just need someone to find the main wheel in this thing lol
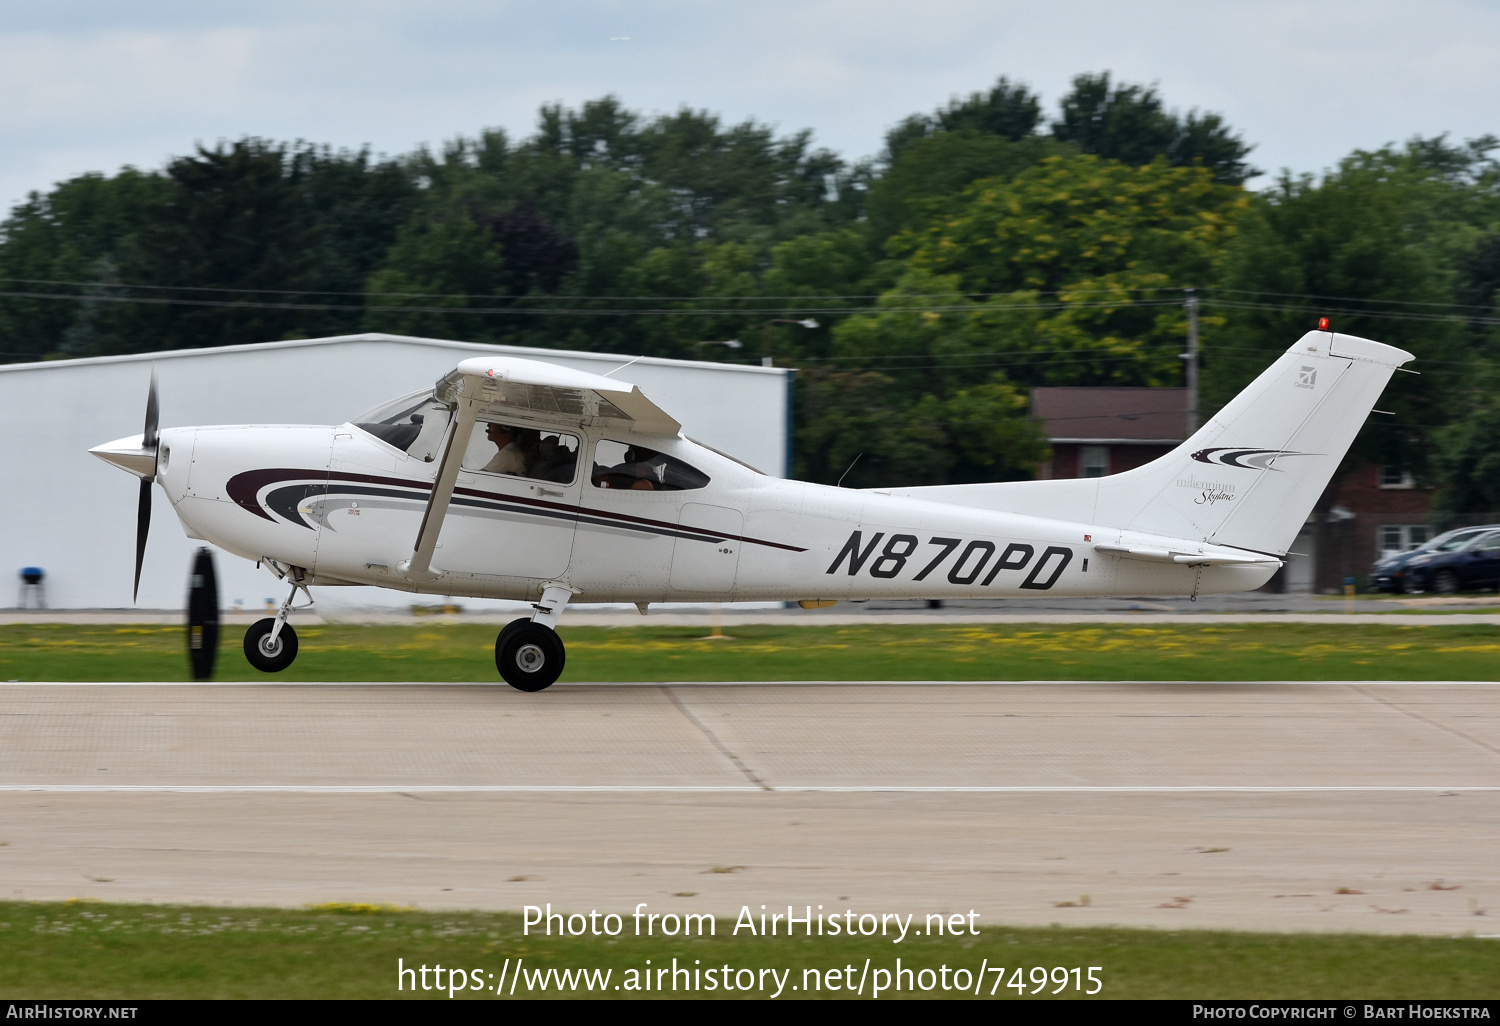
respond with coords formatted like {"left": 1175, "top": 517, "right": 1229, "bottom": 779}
{"left": 496, "top": 621, "right": 565, "bottom": 692}
{"left": 244, "top": 618, "right": 298, "bottom": 672}
{"left": 1433, "top": 569, "right": 1461, "bottom": 595}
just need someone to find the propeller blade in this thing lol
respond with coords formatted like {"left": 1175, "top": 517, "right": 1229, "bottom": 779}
{"left": 142, "top": 368, "right": 159, "bottom": 454}
{"left": 134, "top": 476, "right": 152, "bottom": 603}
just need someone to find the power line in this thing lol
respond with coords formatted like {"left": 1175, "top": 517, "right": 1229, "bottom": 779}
{"left": 2, "top": 276, "right": 1494, "bottom": 312}
{"left": 0, "top": 276, "right": 1195, "bottom": 302}
{"left": 1209, "top": 286, "right": 1498, "bottom": 312}
{"left": 0, "top": 288, "right": 1187, "bottom": 317}
{"left": 1203, "top": 298, "right": 1500, "bottom": 326}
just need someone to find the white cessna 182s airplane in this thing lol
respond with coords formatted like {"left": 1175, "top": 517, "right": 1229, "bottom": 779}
{"left": 90, "top": 323, "right": 1411, "bottom": 691}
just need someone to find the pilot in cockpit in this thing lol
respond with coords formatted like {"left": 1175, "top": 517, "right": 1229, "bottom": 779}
{"left": 482, "top": 423, "right": 528, "bottom": 475}
{"left": 622, "top": 446, "right": 666, "bottom": 489}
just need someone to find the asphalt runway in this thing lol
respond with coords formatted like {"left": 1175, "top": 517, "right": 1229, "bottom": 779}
{"left": 2, "top": 680, "right": 1498, "bottom": 935}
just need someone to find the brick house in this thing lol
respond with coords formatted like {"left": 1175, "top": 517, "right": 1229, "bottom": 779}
{"left": 1031, "top": 387, "right": 1188, "bottom": 480}
{"left": 1303, "top": 466, "right": 1436, "bottom": 593}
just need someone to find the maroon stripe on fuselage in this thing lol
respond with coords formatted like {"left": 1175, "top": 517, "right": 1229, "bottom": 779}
{"left": 223, "top": 468, "right": 807, "bottom": 552}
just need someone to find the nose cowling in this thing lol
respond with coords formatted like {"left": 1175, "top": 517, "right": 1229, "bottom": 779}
{"left": 90, "top": 433, "right": 158, "bottom": 479}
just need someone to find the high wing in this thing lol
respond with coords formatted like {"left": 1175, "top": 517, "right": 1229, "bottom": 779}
{"left": 403, "top": 356, "right": 681, "bottom": 577}
{"left": 434, "top": 356, "right": 681, "bottom": 436}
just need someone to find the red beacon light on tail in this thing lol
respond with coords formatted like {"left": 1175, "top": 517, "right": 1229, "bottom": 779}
{"left": 1318, "top": 316, "right": 1330, "bottom": 331}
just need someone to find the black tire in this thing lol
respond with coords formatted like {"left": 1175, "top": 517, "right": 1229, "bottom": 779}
{"left": 496, "top": 617, "right": 532, "bottom": 651}
{"left": 496, "top": 621, "right": 565, "bottom": 692}
{"left": 1433, "top": 570, "right": 1461, "bottom": 595}
{"left": 244, "top": 618, "right": 298, "bottom": 673}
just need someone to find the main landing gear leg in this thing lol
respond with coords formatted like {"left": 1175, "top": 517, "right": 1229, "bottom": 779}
{"left": 244, "top": 577, "right": 309, "bottom": 673}
{"left": 495, "top": 584, "right": 574, "bottom": 692}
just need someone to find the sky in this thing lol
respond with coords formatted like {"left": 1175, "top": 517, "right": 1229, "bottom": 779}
{"left": 4, "top": 0, "right": 1500, "bottom": 212}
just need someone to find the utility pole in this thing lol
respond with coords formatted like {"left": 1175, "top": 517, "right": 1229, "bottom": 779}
{"left": 1183, "top": 289, "right": 1200, "bottom": 436}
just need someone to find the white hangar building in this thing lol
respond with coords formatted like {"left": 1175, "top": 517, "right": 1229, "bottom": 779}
{"left": 1, "top": 333, "right": 792, "bottom": 611}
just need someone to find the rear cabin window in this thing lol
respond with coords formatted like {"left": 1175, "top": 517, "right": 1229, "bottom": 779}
{"left": 592, "top": 440, "right": 709, "bottom": 491}
{"left": 462, "top": 421, "right": 580, "bottom": 484}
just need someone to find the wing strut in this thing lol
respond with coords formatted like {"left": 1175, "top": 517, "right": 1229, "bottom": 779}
{"left": 403, "top": 395, "right": 481, "bottom": 579}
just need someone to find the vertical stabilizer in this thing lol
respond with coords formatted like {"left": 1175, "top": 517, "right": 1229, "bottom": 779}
{"left": 889, "top": 329, "right": 1413, "bottom": 556}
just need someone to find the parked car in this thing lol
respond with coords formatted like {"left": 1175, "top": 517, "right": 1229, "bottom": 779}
{"left": 1402, "top": 529, "right": 1500, "bottom": 594}
{"left": 1369, "top": 526, "right": 1500, "bottom": 593}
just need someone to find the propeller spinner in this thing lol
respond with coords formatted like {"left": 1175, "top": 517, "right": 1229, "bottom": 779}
{"left": 88, "top": 370, "right": 160, "bottom": 601}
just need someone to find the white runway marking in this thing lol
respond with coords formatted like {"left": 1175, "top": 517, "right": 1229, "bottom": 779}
{"left": 2, "top": 792, "right": 1500, "bottom": 798}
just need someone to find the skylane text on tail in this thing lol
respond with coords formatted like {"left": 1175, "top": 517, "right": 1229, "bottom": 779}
{"left": 89, "top": 325, "right": 1412, "bottom": 690}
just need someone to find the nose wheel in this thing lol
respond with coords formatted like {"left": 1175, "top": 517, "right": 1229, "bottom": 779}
{"left": 244, "top": 618, "right": 299, "bottom": 672}
{"left": 495, "top": 618, "right": 565, "bottom": 691}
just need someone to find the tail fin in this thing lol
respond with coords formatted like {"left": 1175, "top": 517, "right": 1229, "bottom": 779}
{"left": 892, "top": 329, "right": 1413, "bottom": 555}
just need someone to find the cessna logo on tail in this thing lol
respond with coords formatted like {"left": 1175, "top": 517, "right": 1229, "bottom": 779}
{"left": 1190, "top": 448, "right": 1314, "bottom": 471}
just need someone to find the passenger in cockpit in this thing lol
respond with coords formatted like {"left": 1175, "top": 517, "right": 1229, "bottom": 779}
{"left": 530, "top": 435, "right": 578, "bottom": 483}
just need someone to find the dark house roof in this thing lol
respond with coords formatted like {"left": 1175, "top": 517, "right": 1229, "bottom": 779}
{"left": 1031, "top": 387, "right": 1188, "bottom": 444}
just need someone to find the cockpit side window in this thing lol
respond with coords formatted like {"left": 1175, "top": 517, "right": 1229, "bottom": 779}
{"left": 592, "top": 440, "right": 709, "bottom": 491}
{"left": 352, "top": 391, "right": 452, "bottom": 462}
{"left": 461, "top": 421, "right": 581, "bottom": 484}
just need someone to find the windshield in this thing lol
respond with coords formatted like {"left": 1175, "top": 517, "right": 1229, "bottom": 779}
{"left": 352, "top": 390, "right": 453, "bottom": 462}
{"left": 1459, "top": 531, "right": 1500, "bottom": 552}
{"left": 1434, "top": 529, "right": 1493, "bottom": 553}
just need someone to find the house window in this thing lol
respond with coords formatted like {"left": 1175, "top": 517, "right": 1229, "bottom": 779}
{"left": 1378, "top": 466, "right": 1414, "bottom": 489}
{"left": 1378, "top": 524, "right": 1431, "bottom": 556}
{"left": 1078, "top": 445, "right": 1109, "bottom": 478}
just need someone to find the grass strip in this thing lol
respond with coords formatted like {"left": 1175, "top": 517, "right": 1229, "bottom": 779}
{"left": 2, "top": 621, "right": 1500, "bottom": 683}
{"left": 1, "top": 901, "right": 1496, "bottom": 1000}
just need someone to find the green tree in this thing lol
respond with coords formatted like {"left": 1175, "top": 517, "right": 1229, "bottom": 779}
{"left": 844, "top": 153, "right": 1246, "bottom": 393}
{"left": 863, "top": 132, "right": 1068, "bottom": 246}
{"left": 373, "top": 97, "right": 857, "bottom": 358}
{"left": 0, "top": 169, "right": 170, "bottom": 359}
{"left": 1207, "top": 139, "right": 1490, "bottom": 479}
{"left": 1052, "top": 72, "right": 1257, "bottom": 185}
{"left": 362, "top": 211, "right": 507, "bottom": 341}
{"left": 884, "top": 76, "right": 1044, "bottom": 160}
{"left": 1433, "top": 404, "right": 1500, "bottom": 514}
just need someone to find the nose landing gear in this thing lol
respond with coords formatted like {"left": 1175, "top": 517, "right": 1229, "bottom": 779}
{"left": 244, "top": 574, "right": 310, "bottom": 673}
{"left": 495, "top": 584, "right": 574, "bottom": 691}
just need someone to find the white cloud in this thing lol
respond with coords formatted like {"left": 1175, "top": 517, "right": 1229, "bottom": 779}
{"left": 3, "top": 0, "right": 1500, "bottom": 210}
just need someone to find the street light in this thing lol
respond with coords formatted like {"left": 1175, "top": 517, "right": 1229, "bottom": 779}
{"left": 696, "top": 318, "right": 819, "bottom": 366}
{"left": 759, "top": 317, "right": 819, "bottom": 366}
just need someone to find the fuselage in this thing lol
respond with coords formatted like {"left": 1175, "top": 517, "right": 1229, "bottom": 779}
{"left": 149, "top": 419, "right": 1275, "bottom": 605}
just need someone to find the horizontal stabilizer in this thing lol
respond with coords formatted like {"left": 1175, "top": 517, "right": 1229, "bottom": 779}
{"left": 1092, "top": 544, "right": 1282, "bottom": 567}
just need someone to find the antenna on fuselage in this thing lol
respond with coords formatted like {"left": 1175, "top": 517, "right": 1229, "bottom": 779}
{"left": 836, "top": 452, "right": 863, "bottom": 488}
{"left": 600, "top": 355, "right": 646, "bottom": 378}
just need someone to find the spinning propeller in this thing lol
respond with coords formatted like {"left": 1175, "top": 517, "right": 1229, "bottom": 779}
{"left": 135, "top": 371, "right": 159, "bottom": 601}
{"left": 88, "top": 370, "right": 161, "bottom": 602}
